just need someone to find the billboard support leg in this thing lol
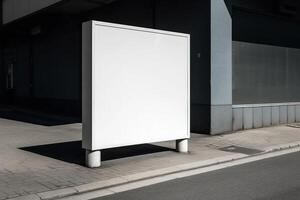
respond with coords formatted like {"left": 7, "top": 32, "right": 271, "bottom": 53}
{"left": 86, "top": 149, "right": 101, "bottom": 168}
{"left": 176, "top": 139, "right": 188, "bottom": 153}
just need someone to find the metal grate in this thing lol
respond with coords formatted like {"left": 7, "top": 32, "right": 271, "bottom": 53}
{"left": 219, "top": 145, "right": 263, "bottom": 155}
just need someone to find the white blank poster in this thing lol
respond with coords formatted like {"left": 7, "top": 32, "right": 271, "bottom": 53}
{"left": 82, "top": 21, "right": 190, "bottom": 151}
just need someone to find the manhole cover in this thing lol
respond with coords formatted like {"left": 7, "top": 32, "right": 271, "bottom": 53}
{"left": 219, "top": 145, "right": 263, "bottom": 155}
{"left": 287, "top": 123, "right": 300, "bottom": 128}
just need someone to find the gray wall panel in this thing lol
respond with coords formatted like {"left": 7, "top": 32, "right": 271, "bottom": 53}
{"left": 233, "top": 103, "right": 300, "bottom": 131}
{"left": 243, "top": 108, "right": 253, "bottom": 129}
{"left": 262, "top": 107, "right": 272, "bottom": 127}
{"left": 233, "top": 41, "right": 300, "bottom": 104}
{"left": 211, "top": 105, "right": 232, "bottom": 134}
{"left": 233, "top": 108, "right": 243, "bottom": 131}
{"left": 271, "top": 106, "right": 280, "bottom": 125}
{"left": 253, "top": 107, "right": 263, "bottom": 128}
{"left": 210, "top": 0, "right": 232, "bottom": 134}
{"left": 14, "top": 37, "right": 31, "bottom": 98}
{"left": 279, "top": 106, "right": 288, "bottom": 124}
{"left": 233, "top": 9, "right": 300, "bottom": 50}
{"left": 211, "top": 0, "right": 232, "bottom": 105}
{"left": 288, "top": 105, "right": 296, "bottom": 123}
{"left": 296, "top": 105, "right": 300, "bottom": 122}
{"left": 190, "top": 104, "right": 210, "bottom": 133}
{"left": 33, "top": 21, "right": 81, "bottom": 100}
{"left": 287, "top": 49, "right": 300, "bottom": 102}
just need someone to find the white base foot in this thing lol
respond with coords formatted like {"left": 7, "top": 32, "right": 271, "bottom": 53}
{"left": 176, "top": 139, "right": 188, "bottom": 153}
{"left": 85, "top": 150, "right": 101, "bottom": 168}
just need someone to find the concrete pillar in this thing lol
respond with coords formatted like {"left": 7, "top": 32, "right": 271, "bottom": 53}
{"left": 176, "top": 139, "right": 188, "bottom": 153}
{"left": 85, "top": 150, "right": 101, "bottom": 168}
{"left": 210, "top": 0, "right": 232, "bottom": 134}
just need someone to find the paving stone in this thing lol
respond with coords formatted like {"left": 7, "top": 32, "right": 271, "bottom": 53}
{"left": 0, "top": 119, "right": 300, "bottom": 200}
{"left": 37, "top": 188, "right": 77, "bottom": 200}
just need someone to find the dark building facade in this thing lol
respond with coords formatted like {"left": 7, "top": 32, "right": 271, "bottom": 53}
{"left": 0, "top": 0, "right": 300, "bottom": 134}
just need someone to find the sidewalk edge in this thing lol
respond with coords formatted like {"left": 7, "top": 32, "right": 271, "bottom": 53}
{"left": 7, "top": 142, "right": 300, "bottom": 200}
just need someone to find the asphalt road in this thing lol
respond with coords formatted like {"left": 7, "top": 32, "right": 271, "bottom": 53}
{"left": 93, "top": 151, "right": 300, "bottom": 200}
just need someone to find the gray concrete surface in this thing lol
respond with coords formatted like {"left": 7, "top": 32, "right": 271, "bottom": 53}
{"left": 243, "top": 107, "right": 253, "bottom": 129}
{"left": 288, "top": 105, "right": 296, "bottom": 123}
{"left": 1, "top": 118, "right": 300, "bottom": 200}
{"left": 262, "top": 106, "right": 272, "bottom": 126}
{"left": 272, "top": 106, "right": 280, "bottom": 125}
{"left": 233, "top": 108, "right": 243, "bottom": 131}
{"left": 233, "top": 41, "right": 300, "bottom": 104}
{"left": 233, "top": 103, "right": 300, "bottom": 131}
{"left": 210, "top": 0, "right": 232, "bottom": 134}
{"left": 211, "top": 105, "right": 233, "bottom": 134}
{"left": 280, "top": 106, "right": 288, "bottom": 124}
{"left": 253, "top": 107, "right": 263, "bottom": 128}
{"left": 93, "top": 151, "right": 300, "bottom": 200}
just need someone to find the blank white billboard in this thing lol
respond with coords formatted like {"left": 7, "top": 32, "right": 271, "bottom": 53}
{"left": 82, "top": 21, "right": 190, "bottom": 151}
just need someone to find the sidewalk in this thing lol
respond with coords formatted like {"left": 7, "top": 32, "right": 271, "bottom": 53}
{"left": 0, "top": 118, "right": 300, "bottom": 200}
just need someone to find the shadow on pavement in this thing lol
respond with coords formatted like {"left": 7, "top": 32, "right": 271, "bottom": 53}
{"left": 20, "top": 141, "right": 174, "bottom": 166}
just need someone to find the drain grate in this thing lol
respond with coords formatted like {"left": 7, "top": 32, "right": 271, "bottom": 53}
{"left": 218, "top": 145, "right": 263, "bottom": 155}
{"left": 287, "top": 123, "right": 300, "bottom": 128}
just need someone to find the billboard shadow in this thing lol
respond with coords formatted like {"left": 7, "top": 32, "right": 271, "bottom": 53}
{"left": 20, "top": 141, "right": 174, "bottom": 166}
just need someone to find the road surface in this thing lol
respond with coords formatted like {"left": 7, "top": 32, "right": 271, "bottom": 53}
{"left": 93, "top": 151, "right": 300, "bottom": 200}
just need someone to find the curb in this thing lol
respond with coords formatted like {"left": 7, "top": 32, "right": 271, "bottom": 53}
{"left": 263, "top": 142, "right": 300, "bottom": 152}
{"left": 7, "top": 142, "right": 300, "bottom": 200}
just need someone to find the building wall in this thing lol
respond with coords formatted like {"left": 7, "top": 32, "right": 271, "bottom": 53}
{"left": 233, "top": 41, "right": 300, "bottom": 104}
{"left": 1, "top": 17, "right": 82, "bottom": 116}
{"left": 14, "top": 37, "right": 31, "bottom": 99}
{"left": 232, "top": 103, "right": 300, "bottom": 131}
{"left": 1, "top": 0, "right": 213, "bottom": 124}
{"left": 8, "top": 0, "right": 300, "bottom": 133}
{"left": 31, "top": 19, "right": 81, "bottom": 115}
{"left": 32, "top": 21, "right": 81, "bottom": 101}
{"left": 2, "top": 0, "right": 62, "bottom": 24}
{"left": 233, "top": 9, "right": 300, "bottom": 49}
{"left": 88, "top": 0, "right": 212, "bottom": 133}
{"left": 210, "top": 0, "right": 232, "bottom": 134}
{"left": 155, "top": 0, "right": 211, "bottom": 133}
{"left": 232, "top": 42, "right": 300, "bottom": 131}
{"left": 231, "top": 7, "right": 300, "bottom": 131}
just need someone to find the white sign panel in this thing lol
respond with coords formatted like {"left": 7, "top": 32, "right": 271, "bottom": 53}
{"left": 82, "top": 21, "right": 190, "bottom": 151}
